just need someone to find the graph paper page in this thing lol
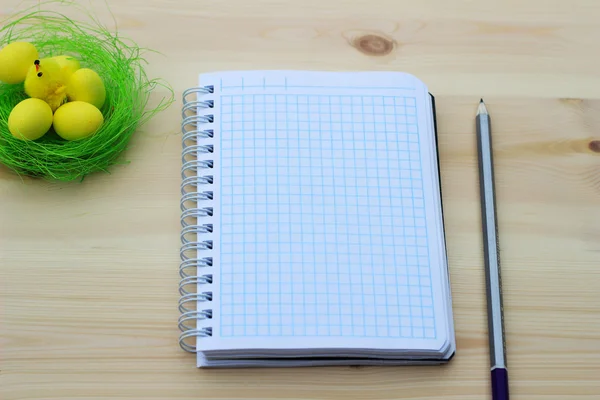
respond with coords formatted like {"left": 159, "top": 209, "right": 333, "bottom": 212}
{"left": 199, "top": 71, "right": 450, "bottom": 353}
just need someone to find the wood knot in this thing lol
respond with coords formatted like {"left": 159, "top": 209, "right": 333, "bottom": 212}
{"left": 352, "top": 34, "right": 394, "bottom": 56}
{"left": 589, "top": 140, "right": 600, "bottom": 153}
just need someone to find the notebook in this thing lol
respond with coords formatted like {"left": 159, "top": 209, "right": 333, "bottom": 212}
{"left": 178, "top": 70, "right": 455, "bottom": 368}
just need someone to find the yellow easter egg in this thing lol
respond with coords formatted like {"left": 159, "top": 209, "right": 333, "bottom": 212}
{"left": 0, "top": 42, "right": 39, "bottom": 84}
{"left": 8, "top": 98, "right": 53, "bottom": 140}
{"left": 53, "top": 101, "right": 104, "bottom": 141}
{"left": 44, "top": 55, "right": 80, "bottom": 79}
{"left": 67, "top": 68, "right": 106, "bottom": 109}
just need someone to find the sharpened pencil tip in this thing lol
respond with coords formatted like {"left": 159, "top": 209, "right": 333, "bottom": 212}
{"left": 480, "top": 98, "right": 484, "bottom": 103}
{"left": 477, "top": 100, "right": 488, "bottom": 116}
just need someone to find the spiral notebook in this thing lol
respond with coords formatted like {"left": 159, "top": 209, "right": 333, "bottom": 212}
{"left": 178, "top": 70, "right": 455, "bottom": 368}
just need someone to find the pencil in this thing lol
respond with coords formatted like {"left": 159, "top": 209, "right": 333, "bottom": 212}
{"left": 476, "top": 99, "right": 509, "bottom": 400}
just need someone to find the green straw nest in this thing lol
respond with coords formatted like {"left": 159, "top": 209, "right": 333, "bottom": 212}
{"left": 0, "top": 4, "right": 173, "bottom": 181}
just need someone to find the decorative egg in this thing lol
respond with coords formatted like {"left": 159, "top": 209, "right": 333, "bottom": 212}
{"left": 53, "top": 101, "right": 104, "bottom": 141}
{"left": 8, "top": 98, "right": 53, "bottom": 141}
{"left": 66, "top": 68, "right": 106, "bottom": 109}
{"left": 0, "top": 42, "right": 39, "bottom": 84}
{"left": 44, "top": 55, "right": 80, "bottom": 80}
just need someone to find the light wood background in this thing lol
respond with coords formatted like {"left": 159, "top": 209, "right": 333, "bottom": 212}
{"left": 1, "top": 1, "right": 599, "bottom": 399}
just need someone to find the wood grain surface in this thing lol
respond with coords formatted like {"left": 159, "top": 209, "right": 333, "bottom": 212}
{"left": 1, "top": 1, "right": 599, "bottom": 399}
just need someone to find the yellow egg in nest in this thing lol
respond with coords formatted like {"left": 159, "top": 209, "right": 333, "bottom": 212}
{"left": 53, "top": 101, "right": 104, "bottom": 141}
{"left": 44, "top": 55, "right": 80, "bottom": 80}
{"left": 8, "top": 98, "right": 53, "bottom": 141}
{"left": 67, "top": 68, "right": 106, "bottom": 109}
{"left": 0, "top": 42, "right": 39, "bottom": 84}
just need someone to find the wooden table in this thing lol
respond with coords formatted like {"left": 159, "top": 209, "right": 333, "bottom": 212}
{"left": 2, "top": 1, "right": 599, "bottom": 399}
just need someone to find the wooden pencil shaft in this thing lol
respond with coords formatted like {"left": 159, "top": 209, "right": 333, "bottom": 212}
{"left": 476, "top": 106, "right": 507, "bottom": 370}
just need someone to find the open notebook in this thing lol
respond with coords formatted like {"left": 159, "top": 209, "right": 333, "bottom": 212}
{"left": 178, "top": 71, "right": 455, "bottom": 368}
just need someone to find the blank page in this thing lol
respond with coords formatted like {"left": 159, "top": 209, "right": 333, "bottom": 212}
{"left": 196, "top": 71, "right": 450, "bottom": 353}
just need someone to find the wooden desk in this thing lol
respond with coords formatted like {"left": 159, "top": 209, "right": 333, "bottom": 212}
{"left": 1, "top": 1, "right": 599, "bottom": 399}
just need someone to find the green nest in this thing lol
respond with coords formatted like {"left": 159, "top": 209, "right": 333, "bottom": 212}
{"left": 0, "top": 2, "right": 173, "bottom": 181}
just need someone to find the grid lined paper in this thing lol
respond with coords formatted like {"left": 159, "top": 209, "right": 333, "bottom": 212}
{"left": 217, "top": 89, "right": 436, "bottom": 340}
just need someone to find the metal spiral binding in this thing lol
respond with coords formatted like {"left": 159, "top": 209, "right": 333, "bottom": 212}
{"left": 178, "top": 85, "right": 215, "bottom": 353}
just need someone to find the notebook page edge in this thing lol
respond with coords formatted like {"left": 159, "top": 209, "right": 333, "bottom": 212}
{"left": 411, "top": 81, "right": 453, "bottom": 350}
{"left": 428, "top": 93, "right": 457, "bottom": 357}
{"left": 198, "top": 70, "right": 429, "bottom": 92}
